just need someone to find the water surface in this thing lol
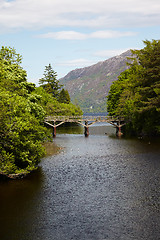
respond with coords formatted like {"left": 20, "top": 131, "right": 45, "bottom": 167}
{"left": 0, "top": 124, "right": 160, "bottom": 240}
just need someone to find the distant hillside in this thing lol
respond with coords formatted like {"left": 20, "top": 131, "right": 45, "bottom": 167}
{"left": 59, "top": 50, "right": 132, "bottom": 113}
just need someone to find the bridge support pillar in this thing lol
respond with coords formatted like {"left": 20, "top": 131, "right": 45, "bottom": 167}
{"left": 53, "top": 122, "right": 56, "bottom": 137}
{"left": 84, "top": 121, "right": 89, "bottom": 137}
{"left": 116, "top": 122, "right": 122, "bottom": 138}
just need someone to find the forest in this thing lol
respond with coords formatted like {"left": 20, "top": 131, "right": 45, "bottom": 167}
{"left": 107, "top": 39, "right": 160, "bottom": 136}
{"left": 0, "top": 47, "right": 82, "bottom": 177}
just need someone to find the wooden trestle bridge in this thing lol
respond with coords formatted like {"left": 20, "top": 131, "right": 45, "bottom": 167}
{"left": 44, "top": 115, "right": 126, "bottom": 137}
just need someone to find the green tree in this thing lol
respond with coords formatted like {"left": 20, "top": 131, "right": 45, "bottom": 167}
{"left": 45, "top": 101, "right": 83, "bottom": 116}
{"left": 58, "top": 88, "right": 71, "bottom": 104}
{"left": 0, "top": 46, "right": 27, "bottom": 84}
{"left": 0, "top": 46, "right": 22, "bottom": 64}
{"left": 34, "top": 87, "right": 82, "bottom": 116}
{"left": 107, "top": 70, "right": 131, "bottom": 116}
{"left": 0, "top": 91, "right": 46, "bottom": 174}
{"left": 107, "top": 39, "right": 160, "bottom": 136}
{"left": 39, "top": 64, "right": 62, "bottom": 98}
{"left": 0, "top": 46, "right": 48, "bottom": 176}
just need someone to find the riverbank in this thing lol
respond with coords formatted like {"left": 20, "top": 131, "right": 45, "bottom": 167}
{"left": 0, "top": 141, "right": 61, "bottom": 180}
{"left": 0, "top": 171, "right": 29, "bottom": 180}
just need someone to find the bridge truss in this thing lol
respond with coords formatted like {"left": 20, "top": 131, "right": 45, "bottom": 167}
{"left": 44, "top": 115, "right": 126, "bottom": 137}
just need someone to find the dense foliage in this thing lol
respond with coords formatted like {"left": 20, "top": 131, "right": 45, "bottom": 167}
{"left": 107, "top": 40, "right": 160, "bottom": 136}
{"left": 58, "top": 88, "right": 70, "bottom": 104}
{"left": 0, "top": 47, "right": 82, "bottom": 176}
{"left": 34, "top": 86, "right": 82, "bottom": 116}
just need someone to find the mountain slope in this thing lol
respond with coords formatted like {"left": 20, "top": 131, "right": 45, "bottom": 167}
{"left": 59, "top": 50, "right": 132, "bottom": 113}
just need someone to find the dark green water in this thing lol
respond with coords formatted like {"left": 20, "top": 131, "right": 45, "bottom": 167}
{"left": 0, "top": 123, "right": 160, "bottom": 240}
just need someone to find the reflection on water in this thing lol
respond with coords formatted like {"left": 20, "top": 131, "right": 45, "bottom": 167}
{"left": 0, "top": 168, "right": 44, "bottom": 239}
{"left": 56, "top": 122, "right": 116, "bottom": 136}
{"left": 56, "top": 122, "right": 84, "bottom": 135}
{"left": 0, "top": 124, "right": 160, "bottom": 240}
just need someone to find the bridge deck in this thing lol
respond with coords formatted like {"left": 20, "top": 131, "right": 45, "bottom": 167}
{"left": 45, "top": 115, "right": 124, "bottom": 123}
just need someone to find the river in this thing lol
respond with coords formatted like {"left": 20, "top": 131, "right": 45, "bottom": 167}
{"left": 0, "top": 123, "right": 160, "bottom": 240}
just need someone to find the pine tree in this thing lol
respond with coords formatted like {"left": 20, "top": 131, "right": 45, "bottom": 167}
{"left": 39, "top": 64, "right": 62, "bottom": 98}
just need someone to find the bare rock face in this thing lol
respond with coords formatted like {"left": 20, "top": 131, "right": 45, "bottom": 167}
{"left": 59, "top": 50, "right": 133, "bottom": 113}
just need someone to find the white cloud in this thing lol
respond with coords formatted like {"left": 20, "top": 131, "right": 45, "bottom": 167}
{"left": 93, "top": 49, "right": 132, "bottom": 58}
{"left": 90, "top": 31, "right": 136, "bottom": 39}
{"left": 38, "top": 31, "right": 87, "bottom": 40}
{"left": 38, "top": 30, "right": 137, "bottom": 40}
{"left": 0, "top": 0, "right": 160, "bottom": 31}
{"left": 55, "top": 58, "right": 96, "bottom": 67}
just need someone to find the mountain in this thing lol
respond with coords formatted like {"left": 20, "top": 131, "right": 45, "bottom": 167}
{"left": 59, "top": 50, "right": 132, "bottom": 113}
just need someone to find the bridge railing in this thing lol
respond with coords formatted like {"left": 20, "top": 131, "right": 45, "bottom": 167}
{"left": 45, "top": 115, "right": 124, "bottom": 122}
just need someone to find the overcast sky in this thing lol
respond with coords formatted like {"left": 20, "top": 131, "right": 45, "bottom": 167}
{"left": 1, "top": 0, "right": 160, "bottom": 85}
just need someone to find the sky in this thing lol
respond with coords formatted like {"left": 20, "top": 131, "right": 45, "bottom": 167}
{"left": 0, "top": 0, "right": 160, "bottom": 85}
